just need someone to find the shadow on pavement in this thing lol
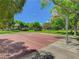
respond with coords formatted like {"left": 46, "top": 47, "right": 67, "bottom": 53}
{"left": 0, "top": 39, "right": 54, "bottom": 59}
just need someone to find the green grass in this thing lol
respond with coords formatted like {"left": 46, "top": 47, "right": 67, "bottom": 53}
{"left": 41, "top": 30, "right": 66, "bottom": 34}
{"left": 0, "top": 30, "right": 79, "bottom": 36}
{"left": 0, "top": 30, "right": 20, "bottom": 34}
{"left": 26, "top": 30, "right": 36, "bottom": 32}
{"left": 40, "top": 30, "right": 78, "bottom": 35}
{"left": 25, "top": 30, "right": 73, "bottom": 35}
{"left": 25, "top": 30, "right": 76, "bottom": 35}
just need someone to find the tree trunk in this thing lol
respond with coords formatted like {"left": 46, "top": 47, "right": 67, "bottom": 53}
{"left": 65, "top": 15, "right": 69, "bottom": 44}
{"left": 70, "top": 27, "right": 73, "bottom": 34}
{"left": 74, "top": 17, "right": 77, "bottom": 37}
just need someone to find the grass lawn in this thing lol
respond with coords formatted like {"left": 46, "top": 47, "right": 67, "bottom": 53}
{"left": 41, "top": 30, "right": 66, "bottom": 34}
{"left": 0, "top": 30, "right": 79, "bottom": 36}
{"left": 0, "top": 30, "right": 20, "bottom": 34}
{"left": 40, "top": 30, "right": 79, "bottom": 36}
{"left": 25, "top": 30, "right": 74, "bottom": 35}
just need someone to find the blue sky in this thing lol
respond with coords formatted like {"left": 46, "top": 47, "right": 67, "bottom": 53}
{"left": 14, "top": 0, "right": 54, "bottom": 23}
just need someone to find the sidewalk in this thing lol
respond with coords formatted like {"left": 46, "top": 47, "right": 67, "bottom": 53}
{"left": 51, "top": 39, "right": 79, "bottom": 53}
{"left": 40, "top": 39, "right": 79, "bottom": 59}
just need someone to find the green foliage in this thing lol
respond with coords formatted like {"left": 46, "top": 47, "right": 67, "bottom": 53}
{"left": 51, "top": 17, "right": 65, "bottom": 30}
{"left": 41, "top": 0, "right": 79, "bottom": 36}
{"left": 0, "top": 0, "right": 25, "bottom": 19}
{"left": 32, "top": 22, "right": 42, "bottom": 31}
{"left": 40, "top": 0, "right": 51, "bottom": 8}
{"left": 0, "top": 18, "right": 14, "bottom": 30}
{"left": 24, "top": 23, "right": 33, "bottom": 30}
{"left": 43, "top": 22, "right": 52, "bottom": 30}
{"left": 14, "top": 20, "right": 29, "bottom": 31}
{"left": 0, "top": 30, "right": 20, "bottom": 34}
{"left": 0, "top": 0, "right": 25, "bottom": 31}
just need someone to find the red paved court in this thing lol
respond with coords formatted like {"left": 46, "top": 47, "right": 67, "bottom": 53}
{"left": 0, "top": 32, "right": 61, "bottom": 50}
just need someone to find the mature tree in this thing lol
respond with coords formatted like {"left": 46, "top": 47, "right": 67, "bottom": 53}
{"left": 52, "top": 0, "right": 79, "bottom": 36}
{"left": 69, "top": 14, "right": 75, "bottom": 33}
{"left": 0, "top": 0, "right": 26, "bottom": 30}
{"left": 0, "top": 0, "right": 26, "bottom": 19}
{"left": 32, "top": 22, "right": 42, "bottom": 31}
{"left": 41, "top": 0, "right": 68, "bottom": 44}
{"left": 41, "top": 0, "right": 79, "bottom": 44}
{"left": 15, "top": 20, "right": 29, "bottom": 31}
{"left": 41, "top": 0, "right": 79, "bottom": 35}
{"left": 51, "top": 16, "right": 65, "bottom": 30}
{"left": 43, "top": 22, "right": 52, "bottom": 30}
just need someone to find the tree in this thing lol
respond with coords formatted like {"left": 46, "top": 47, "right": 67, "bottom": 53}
{"left": 32, "top": 22, "right": 42, "bottom": 31}
{"left": 41, "top": 0, "right": 79, "bottom": 36}
{"left": 0, "top": 0, "right": 26, "bottom": 19}
{"left": 14, "top": 20, "right": 29, "bottom": 31}
{"left": 0, "top": 20, "right": 5, "bottom": 30}
{"left": 43, "top": 22, "right": 52, "bottom": 30}
{"left": 24, "top": 23, "right": 33, "bottom": 30}
{"left": 41, "top": 0, "right": 79, "bottom": 44}
{"left": 69, "top": 14, "right": 75, "bottom": 33}
{"left": 51, "top": 16, "right": 65, "bottom": 30}
{"left": 0, "top": 18, "right": 14, "bottom": 30}
{"left": 0, "top": 0, "right": 26, "bottom": 30}
{"left": 52, "top": 0, "right": 79, "bottom": 36}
